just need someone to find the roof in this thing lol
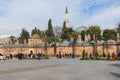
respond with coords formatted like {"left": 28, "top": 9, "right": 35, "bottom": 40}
{"left": 108, "top": 39, "right": 116, "bottom": 43}
{"left": 0, "top": 35, "right": 11, "bottom": 38}
{"left": 60, "top": 40, "right": 71, "bottom": 46}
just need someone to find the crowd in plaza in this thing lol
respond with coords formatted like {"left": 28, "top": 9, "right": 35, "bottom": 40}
{"left": 0, "top": 51, "right": 120, "bottom": 61}
{"left": 55, "top": 51, "right": 120, "bottom": 61}
{"left": 56, "top": 52, "right": 75, "bottom": 59}
{"left": 1, "top": 51, "right": 45, "bottom": 60}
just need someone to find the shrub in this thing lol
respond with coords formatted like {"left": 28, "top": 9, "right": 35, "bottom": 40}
{"left": 43, "top": 54, "right": 50, "bottom": 59}
{"left": 93, "top": 50, "right": 99, "bottom": 60}
{"left": 82, "top": 49, "right": 86, "bottom": 60}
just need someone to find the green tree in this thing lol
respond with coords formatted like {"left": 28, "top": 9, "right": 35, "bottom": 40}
{"left": 61, "top": 26, "right": 75, "bottom": 41}
{"left": 88, "top": 25, "right": 101, "bottom": 40}
{"left": 9, "top": 35, "right": 15, "bottom": 44}
{"left": 45, "top": 19, "right": 57, "bottom": 44}
{"left": 80, "top": 30, "right": 87, "bottom": 41}
{"left": 82, "top": 49, "right": 86, "bottom": 60}
{"left": 46, "top": 19, "right": 54, "bottom": 37}
{"left": 31, "top": 27, "right": 41, "bottom": 37}
{"left": 62, "top": 21, "right": 66, "bottom": 31}
{"left": 71, "top": 31, "right": 79, "bottom": 55}
{"left": 19, "top": 28, "right": 30, "bottom": 44}
{"left": 53, "top": 26, "right": 62, "bottom": 39}
{"left": 103, "top": 29, "right": 117, "bottom": 41}
{"left": 102, "top": 29, "right": 117, "bottom": 53}
{"left": 61, "top": 21, "right": 68, "bottom": 41}
{"left": 87, "top": 25, "right": 101, "bottom": 56}
{"left": 93, "top": 50, "right": 99, "bottom": 60}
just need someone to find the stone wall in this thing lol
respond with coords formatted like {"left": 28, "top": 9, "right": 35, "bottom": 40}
{"left": 0, "top": 44, "right": 118, "bottom": 56}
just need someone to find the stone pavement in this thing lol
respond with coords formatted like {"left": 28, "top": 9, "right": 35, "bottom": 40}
{"left": 0, "top": 58, "right": 120, "bottom": 80}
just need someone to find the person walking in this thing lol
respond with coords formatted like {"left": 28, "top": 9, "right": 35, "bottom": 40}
{"left": 112, "top": 52, "right": 116, "bottom": 61}
{"left": 10, "top": 53, "right": 13, "bottom": 60}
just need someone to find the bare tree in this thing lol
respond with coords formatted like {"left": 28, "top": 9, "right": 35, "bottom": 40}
{"left": 17, "top": 44, "right": 26, "bottom": 53}
{"left": 53, "top": 26, "right": 62, "bottom": 39}
{"left": 3, "top": 43, "right": 14, "bottom": 59}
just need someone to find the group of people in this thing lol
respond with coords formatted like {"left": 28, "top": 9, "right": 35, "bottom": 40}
{"left": 3, "top": 53, "right": 13, "bottom": 60}
{"left": 16, "top": 52, "right": 44, "bottom": 60}
{"left": 55, "top": 51, "right": 118, "bottom": 61}
{"left": 56, "top": 52, "right": 75, "bottom": 59}
{"left": 87, "top": 52, "right": 117, "bottom": 60}
{"left": 2, "top": 51, "right": 45, "bottom": 60}
{"left": 2, "top": 51, "right": 119, "bottom": 61}
{"left": 102, "top": 52, "right": 116, "bottom": 61}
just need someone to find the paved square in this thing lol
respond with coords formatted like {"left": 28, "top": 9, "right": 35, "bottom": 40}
{"left": 0, "top": 58, "right": 120, "bottom": 80}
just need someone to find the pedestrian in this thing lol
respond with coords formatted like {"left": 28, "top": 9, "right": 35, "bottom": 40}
{"left": 59, "top": 52, "right": 62, "bottom": 59}
{"left": 72, "top": 53, "right": 75, "bottom": 58}
{"left": 86, "top": 52, "right": 88, "bottom": 59}
{"left": 103, "top": 53, "right": 106, "bottom": 57}
{"left": 7, "top": 53, "right": 10, "bottom": 60}
{"left": 112, "top": 52, "right": 116, "bottom": 61}
{"left": 10, "top": 53, "right": 13, "bottom": 60}
{"left": 37, "top": 52, "right": 41, "bottom": 60}
{"left": 90, "top": 53, "right": 92, "bottom": 59}
{"left": 107, "top": 52, "right": 110, "bottom": 60}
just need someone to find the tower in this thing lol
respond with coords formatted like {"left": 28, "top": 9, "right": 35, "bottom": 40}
{"left": 65, "top": 6, "right": 69, "bottom": 28}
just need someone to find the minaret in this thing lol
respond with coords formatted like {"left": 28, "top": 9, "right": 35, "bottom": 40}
{"left": 65, "top": 6, "right": 69, "bottom": 28}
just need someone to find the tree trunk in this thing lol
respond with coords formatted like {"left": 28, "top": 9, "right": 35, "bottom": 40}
{"left": 45, "top": 42, "right": 48, "bottom": 54}
{"left": 72, "top": 38, "right": 76, "bottom": 55}
{"left": 116, "top": 42, "right": 119, "bottom": 54}
{"left": 54, "top": 43, "right": 57, "bottom": 56}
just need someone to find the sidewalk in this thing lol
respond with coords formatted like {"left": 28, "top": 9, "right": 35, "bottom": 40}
{"left": 0, "top": 58, "right": 119, "bottom": 80}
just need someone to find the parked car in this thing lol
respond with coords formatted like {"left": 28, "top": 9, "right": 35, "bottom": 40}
{"left": 0, "top": 53, "right": 4, "bottom": 60}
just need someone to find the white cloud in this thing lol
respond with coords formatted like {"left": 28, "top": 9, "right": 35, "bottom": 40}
{"left": 0, "top": 0, "right": 120, "bottom": 36}
{"left": 80, "top": 5, "right": 120, "bottom": 29}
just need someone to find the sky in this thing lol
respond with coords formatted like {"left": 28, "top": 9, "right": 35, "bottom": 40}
{"left": 0, "top": 0, "right": 120, "bottom": 36}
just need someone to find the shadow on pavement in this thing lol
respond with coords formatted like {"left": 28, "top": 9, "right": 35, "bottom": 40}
{"left": 109, "top": 72, "right": 120, "bottom": 78}
{"left": 109, "top": 63, "right": 120, "bottom": 68}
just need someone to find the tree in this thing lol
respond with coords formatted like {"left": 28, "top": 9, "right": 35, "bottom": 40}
{"left": 19, "top": 28, "right": 30, "bottom": 44}
{"left": 61, "top": 26, "right": 75, "bottom": 41}
{"left": 103, "top": 29, "right": 117, "bottom": 41}
{"left": 9, "top": 35, "right": 15, "bottom": 44}
{"left": 31, "top": 27, "right": 42, "bottom": 37}
{"left": 45, "top": 19, "right": 57, "bottom": 44}
{"left": 102, "top": 29, "right": 117, "bottom": 53}
{"left": 71, "top": 31, "right": 79, "bottom": 55}
{"left": 93, "top": 50, "right": 99, "bottom": 60}
{"left": 82, "top": 49, "right": 86, "bottom": 60}
{"left": 88, "top": 25, "right": 101, "bottom": 40}
{"left": 62, "top": 21, "right": 66, "bottom": 31}
{"left": 18, "top": 44, "right": 26, "bottom": 53}
{"left": 80, "top": 30, "right": 87, "bottom": 41}
{"left": 3, "top": 42, "right": 14, "bottom": 58}
{"left": 61, "top": 21, "right": 68, "bottom": 41}
{"left": 87, "top": 25, "right": 101, "bottom": 56}
{"left": 46, "top": 19, "right": 54, "bottom": 37}
{"left": 53, "top": 26, "right": 62, "bottom": 40}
